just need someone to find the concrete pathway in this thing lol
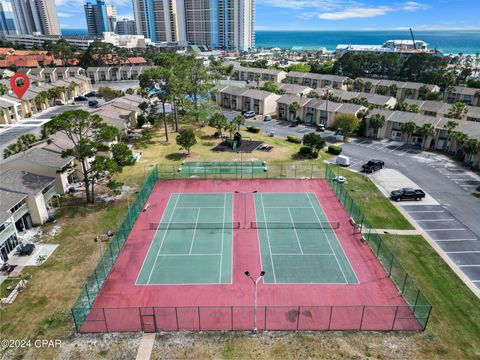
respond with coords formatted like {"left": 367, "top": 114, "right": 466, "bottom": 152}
{"left": 136, "top": 333, "right": 155, "bottom": 360}
{"left": 373, "top": 229, "right": 422, "bottom": 235}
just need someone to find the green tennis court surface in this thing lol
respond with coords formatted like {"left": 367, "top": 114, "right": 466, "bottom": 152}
{"left": 136, "top": 193, "right": 234, "bottom": 285}
{"left": 254, "top": 192, "right": 358, "bottom": 284}
{"left": 178, "top": 161, "right": 267, "bottom": 175}
{"left": 182, "top": 161, "right": 266, "bottom": 167}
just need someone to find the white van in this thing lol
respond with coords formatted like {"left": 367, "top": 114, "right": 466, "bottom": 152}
{"left": 336, "top": 155, "right": 350, "bottom": 167}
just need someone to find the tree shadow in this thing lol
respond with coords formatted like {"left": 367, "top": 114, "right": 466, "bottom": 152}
{"left": 165, "top": 153, "right": 188, "bottom": 161}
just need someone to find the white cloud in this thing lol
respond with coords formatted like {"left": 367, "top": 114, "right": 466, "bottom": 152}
{"left": 319, "top": 6, "right": 392, "bottom": 20}
{"left": 116, "top": 14, "right": 134, "bottom": 21}
{"left": 401, "top": 1, "right": 431, "bottom": 11}
{"left": 57, "top": 12, "right": 72, "bottom": 18}
{"left": 257, "top": 0, "right": 357, "bottom": 11}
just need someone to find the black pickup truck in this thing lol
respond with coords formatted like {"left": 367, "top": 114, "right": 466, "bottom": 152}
{"left": 390, "top": 188, "right": 426, "bottom": 202}
{"left": 362, "top": 159, "right": 384, "bottom": 173}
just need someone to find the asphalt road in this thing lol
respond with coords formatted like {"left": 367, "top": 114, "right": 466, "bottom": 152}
{"left": 242, "top": 116, "right": 480, "bottom": 290}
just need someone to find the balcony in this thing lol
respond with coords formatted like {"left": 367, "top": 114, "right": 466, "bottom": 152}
{"left": 43, "top": 187, "right": 57, "bottom": 202}
{"left": 12, "top": 203, "right": 28, "bottom": 222}
{"left": 0, "top": 223, "right": 15, "bottom": 245}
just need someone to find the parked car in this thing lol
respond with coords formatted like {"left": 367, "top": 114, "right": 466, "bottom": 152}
{"left": 263, "top": 115, "right": 272, "bottom": 122}
{"left": 336, "top": 155, "right": 350, "bottom": 167}
{"left": 84, "top": 91, "right": 97, "bottom": 97}
{"left": 242, "top": 111, "right": 256, "bottom": 118}
{"left": 362, "top": 159, "right": 384, "bottom": 173}
{"left": 289, "top": 122, "right": 298, "bottom": 127}
{"left": 54, "top": 100, "right": 64, "bottom": 106}
{"left": 316, "top": 124, "right": 325, "bottom": 132}
{"left": 88, "top": 99, "right": 99, "bottom": 107}
{"left": 74, "top": 95, "right": 88, "bottom": 102}
{"left": 390, "top": 188, "right": 426, "bottom": 202}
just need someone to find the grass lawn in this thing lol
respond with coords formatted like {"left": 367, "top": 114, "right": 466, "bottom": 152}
{"left": 330, "top": 166, "right": 414, "bottom": 230}
{"left": 382, "top": 235, "right": 480, "bottom": 359}
{"left": 1, "top": 123, "right": 479, "bottom": 359}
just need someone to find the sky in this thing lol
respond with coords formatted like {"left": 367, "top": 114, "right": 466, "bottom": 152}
{"left": 57, "top": 0, "right": 480, "bottom": 31}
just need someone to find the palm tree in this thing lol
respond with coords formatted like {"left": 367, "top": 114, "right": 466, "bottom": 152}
{"left": 364, "top": 81, "right": 372, "bottom": 93}
{"left": 254, "top": 73, "right": 261, "bottom": 87}
{"left": 344, "top": 78, "right": 354, "bottom": 91}
{"left": 0, "top": 83, "right": 8, "bottom": 96}
{"left": 400, "top": 121, "right": 417, "bottom": 144}
{"left": 451, "top": 131, "right": 469, "bottom": 157}
{"left": 367, "top": 113, "right": 385, "bottom": 139}
{"left": 418, "top": 123, "right": 436, "bottom": 149}
{"left": 448, "top": 102, "right": 468, "bottom": 120}
{"left": 462, "top": 138, "right": 480, "bottom": 164}
{"left": 232, "top": 115, "right": 245, "bottom": 131}
{"left": 408, "top": 104, "right": 420, "bottom": 113}
{"left": 353, "top": 78, "right": 364, "bottom": 92}
{"left": 375, "top": 85, "right": 388, "bottom": 96}
{"left": 418, "top": 85, "right": 429, "bottom": 100}
{"left": 443, "top": 120, "right": 459, "bottom": 151}
{"left": 388, "top": 84, "right": 398, "bottom": 98}
{"left": 288, "top": 101, "right": 301, "bottom": 122}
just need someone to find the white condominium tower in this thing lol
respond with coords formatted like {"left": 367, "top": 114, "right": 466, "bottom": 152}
{"left": 132, "top": 0, "right": 255, "bottom": 51}
{"left": 10, "top": 0, "right": 60, "bottom": 35}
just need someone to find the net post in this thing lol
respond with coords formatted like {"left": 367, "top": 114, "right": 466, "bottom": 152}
{"left": 264, "top": 306, "right": 267, "bottom": 330}
{"left": 310, "top": 163, "right": 313, "bottom": 178}
{"left": 231, "top": 306, "right": 234, "bottom": 330}
{"left": 412, "top": 290, "right": 420, "bottom": 315}
{"left": 103, "top": 308, "right": 109, "bottom": 333}
{"left": 94, "top": 269, "right": 100, "bottom": 291}
{"left": 376, "top": 237, "right": 382, "bottom": 258}
{"left": 294, "top": 163, "right": 297, "bottom": 178}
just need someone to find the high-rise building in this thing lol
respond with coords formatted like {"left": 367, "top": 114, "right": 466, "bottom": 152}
{"left": 84, "top": 0, "right": 115, "bottom": 37}
{"left": 132, "top": 0, "right": 254, "bottom": 50}
{"left": 0, "top": 0, "right": 18, "bottom": 36}
{"left": 10, "top": 0, "right": 59, "bottom": 35}
{"left": 116, "top": 18, "right": 136, "bottom": 35}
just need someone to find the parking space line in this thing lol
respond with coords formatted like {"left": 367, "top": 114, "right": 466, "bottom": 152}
{"left": 407, "top": 210, "right": 445, "bottom": 213}
{"left": 435, "top": 238, "right": 478, "bottom": 242}
{"left": 458, "top": 265, "right": 480, "bottom": 267}
{"left": 445, "top": 251, "right": 480, "bottom": 254}
{"left": 425, "top": 228, "right": 465, "bottom": 231}
{"left": 415, "top": 219, "right": 455, "bottom": 222}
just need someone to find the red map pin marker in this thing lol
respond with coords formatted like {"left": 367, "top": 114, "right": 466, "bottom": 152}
{"left": 10, "top": 73, "right": 30, "bottom": 100}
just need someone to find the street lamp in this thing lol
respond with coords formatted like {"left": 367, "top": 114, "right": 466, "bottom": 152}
{"left": 245, "top": 270, "right": 265, "bottom": 333}
{"left": 235, "top": 190, "right": 257, "bottom": 228}
{"left": 350, "top": 189, "right": 366, "bottom": 228}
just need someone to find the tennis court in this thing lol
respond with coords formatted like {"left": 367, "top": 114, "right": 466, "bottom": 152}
{"left": 136, "top": 193, "right": 235, "bottom": 285}
{"left": 178, "top": 161, "right": 267, "bottom": 175}
{"left": 254, "top": 192, "right": 358, "bottom": 284}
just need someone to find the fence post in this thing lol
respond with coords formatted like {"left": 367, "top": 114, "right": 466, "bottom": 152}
{"left": 85, "top": 284, "right": 91, "bottom": 307}
{"left": 94, "top": 269, "right": 100, "bottom": 291}
{"left": 294, "top": 163, "right": 297, "bottom": 178}
{"left": 296, "top": 306, "right": 301, "bottom": 331}
{"left": 388, "top": 251, "right": 395, "bottom": 277}
{"left": 71, "top": 308, "right": 80, "bottom": 333}
{"left": 422, "top": 306, "right": 433, "bottom": 331}
{"left": 175, "top": 307, "right": 179, "bottom": 330}
{"left": 103, "top": 308, "right": 109, "bottom": 333}
{"left": 231, "top": 306, "right": 234, "bottom": 330}
{"left": 310, "top": 163, "right": 313, "bottom": 178}
{"left": 359, "top": 306, "right": 366, "bottom": 330}
{"left": 281, "top": 164, "right": 283, "bottom": 177}
{"left": 391, "top": 306, "right": 399, "bottom": 330}
{"left": 376, "top": 237, "right": 382, "bottom": 258}
{"left": 264, "top": 306, "right": 267, "bottom": 330}
{"left": 412, "top": 290, "right": 420, "bottom": 315}
{"left": 198, "top": 306, "right": 201, "bottom": 331}
{"left": 401, "top": 273, "right": 408, "bottom": 294}
{"left": 328, "top": 306, "right": 333, "bottom": 330}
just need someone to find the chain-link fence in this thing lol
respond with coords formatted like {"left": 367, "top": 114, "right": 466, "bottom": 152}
{"left": 71, "top": 166, "right": 159, "bottom": 332}
{"left": 74, "top": 304, "right": 426, "bottom": 333}
{"left": 325, "top": 165, "right": 432, "bottom": 329}
{"left": 156, "top": 163, "right": 326, "bottom": 180}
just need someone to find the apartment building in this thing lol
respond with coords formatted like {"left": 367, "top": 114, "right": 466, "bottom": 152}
{"left": 352, "top": 78, "right": 440, "bottom": 101}
{"left": 216, "top": 86, "right": 279, "bottom": 114}
{"left": 84, "top": 0, "right": 111, "bottom": 37}
{"left": 232, "top": 66, "right": 287, "bottom": 83}
{"left": 133, "top": 0, "right": 254, "bottom": 50}
{"left": 445, "top": 86, "right": 480, "bottom": 107}
{"left": 285, "top": 72, "right": 349, "bottom": 90}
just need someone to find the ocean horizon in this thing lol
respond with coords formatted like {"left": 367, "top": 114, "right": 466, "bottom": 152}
{"left": 61, "top": 29, "right": 480, "bottom": 55}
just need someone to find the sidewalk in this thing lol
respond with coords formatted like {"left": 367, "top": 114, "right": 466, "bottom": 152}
{"left": 373, "top": 229, "right": 422, "bottom": 235}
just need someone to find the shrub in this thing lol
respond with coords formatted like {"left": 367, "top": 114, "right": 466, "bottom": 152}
{"left": 310, "top": 149, "right": 319, "bottom": 158}
{"left": 328, "top": 145, "right": 343, "bottom": 155}
{"left": 299, "top": 146, "right": 311, "bottom": 155}
{"left": 246, "top": 126, "right": 260, "bottom": 133}
{"left": 287, "top": 135, "right": 302, "bottom": 144}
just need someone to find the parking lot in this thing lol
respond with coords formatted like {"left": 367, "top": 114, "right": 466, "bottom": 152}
{"left": 403, "top": 204, "right": 480, "bottom": 290}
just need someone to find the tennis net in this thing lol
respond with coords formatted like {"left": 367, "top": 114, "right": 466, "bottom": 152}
{"left": 149, "top": 222, "right": 241, "bottom": 230}
{"left": 251, "top": 221, "right": 340, "bottom": 229}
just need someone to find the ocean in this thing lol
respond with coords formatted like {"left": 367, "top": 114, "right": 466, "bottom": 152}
{"left": 255, "top": 30, "right": 480, "bottom": 55}
{"left": 61, "top": 28, "right": 480, "bottom": 55}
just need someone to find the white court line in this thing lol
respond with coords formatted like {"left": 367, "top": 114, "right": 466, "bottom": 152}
{"left": 287, "top": 208, "right": 304, "bottom": 254}
{"left": 445, "top": 251, "right": 480, "bottom": 254}
{"left": 263, "top": 206, "right": 312, "bottom": 209}
{"left": 176, "top": 206, "right": 224, "bottom": 209}
{"left": 435, "top": 238, "right": 478, "bottom": 242}
{"left": 189, "top": 209, "right": 201, "bottom": 254}
{"left": 157, "top": 253, "right": 221, "bottom": 256}
{"left": 272, "top": 253, "right": 334, "bottom": 256}
{"left": 260, "top": 193, "right": 277, "bottom": 283}
{"left": 146, "top": 194, "right": 181, "bottom": 284}
{"left": 425, "top": 228, "right": 465, "bottom": 231}
{"left": 307, "top": 193, "right": 348, "bottom": 284}
{"left": 219, "top": 193, "right": 226, "bottom": 284}
{"left": 416, "top": 219, "right": 455, "bottom": 222}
